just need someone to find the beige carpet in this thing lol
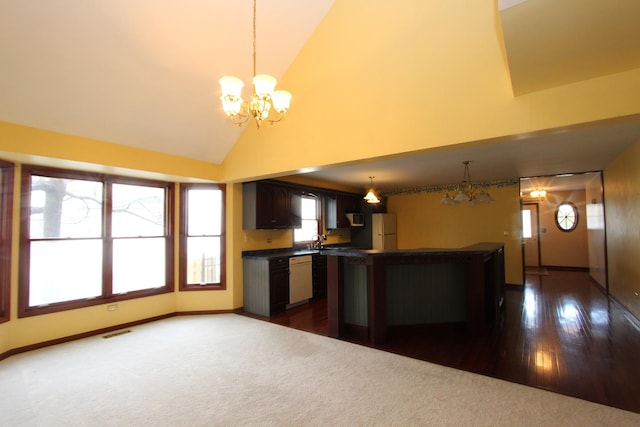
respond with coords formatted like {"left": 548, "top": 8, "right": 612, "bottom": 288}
{"left": 1, "top": 314, "right": 639, "bottom": 426}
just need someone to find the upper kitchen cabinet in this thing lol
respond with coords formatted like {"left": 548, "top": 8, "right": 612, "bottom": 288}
{"left": 325, "top": 193, "right": 361, "bottom": 229}
{"left": 243, "top": 181, "right": 302, "bottom": 229}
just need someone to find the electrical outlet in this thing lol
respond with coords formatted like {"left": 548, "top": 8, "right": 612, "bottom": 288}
{"left": 108, "top": 304, "right": 118, "bottom": 311}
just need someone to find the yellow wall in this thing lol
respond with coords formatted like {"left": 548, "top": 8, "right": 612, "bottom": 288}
{"left": 604, "top": 140, "right": 640, "bottom": 319}
{"left": 386, "top": 185, "right": 523, "bottom": 285}
{"left": 0, "top": 121, "right": 221, "bottom": 182}
{"left": 535, "top": 190, "right": 589, "bottom": 268}
{"left": 585, "top": 176, "right": 606, "bottom": 287}
{"left": 222, "top": 1, "right": 640, "bottom": 183}
{"left": 0, "top": 125, "right": 233, "bottom": 356}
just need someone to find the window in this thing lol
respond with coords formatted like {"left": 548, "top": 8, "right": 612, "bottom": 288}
{"left": 294, "top": 195, "right": 320, "bottom": 243}
{"left": 19, "top": 166, "right": 173, "bottom": 317}
{"left": 555, "top": 202, "right": 578, "bottom": 232}
{"left": 0, "top": 160, "right": 14, "bottom": 323}
{"left": 180, "top": 184, "right": 226, "bottom": 290}
{"left": 521, "top": 209, "right": 532, "bottom": 239}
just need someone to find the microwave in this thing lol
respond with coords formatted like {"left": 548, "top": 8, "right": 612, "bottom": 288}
{"left": 345, "top": 213, "right": 364, "bottom": 227}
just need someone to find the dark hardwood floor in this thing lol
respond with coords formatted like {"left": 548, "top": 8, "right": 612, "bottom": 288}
{"left": 243, "top": 270, "right": 640, "bottom": 414}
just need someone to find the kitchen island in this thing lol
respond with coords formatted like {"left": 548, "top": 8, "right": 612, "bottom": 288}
{"left": 326, "top": 243, "right": 505, "bottom": 344}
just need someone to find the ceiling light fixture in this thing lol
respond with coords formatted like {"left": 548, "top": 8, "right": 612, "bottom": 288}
{"left": 440, "top": 161, "right": 495, "bottom": 205}
{"left": 530, "top": 189, "right": 547, "bottom": 198}
{"left": 364, "top": 176, "right": 381, "bottom": 204}
{"left": 218, "top": 0, "right": 292, "bottom": 129}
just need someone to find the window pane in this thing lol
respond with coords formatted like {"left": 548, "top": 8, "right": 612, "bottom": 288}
{"left": 186, "top": 236, "right": 221, "bottom": 284}
{"left": 29, "top": 240, "right": 102, "bottom": 306}
{"left": 112, "top": 184, "right": 165, "bottom": 237}
{"left": 187, "top": 189, "right": 222, "bottom": 236}
{"left": 30, "top": 176, "right": 102, "bottom": 238}
{"left": 294, "top": 197, "right": 319, "bottom": 242}
{"left": 301, "top": 197, "right": 317, "bottom": 220}
{"left": 294, "top": 219, "right": 319, "bottom": 242}
{"left": 113, "top": 238, "right": 166, "bottom": 293}
{"left": 522, "top": 210, "right": 532, "bottom": 238}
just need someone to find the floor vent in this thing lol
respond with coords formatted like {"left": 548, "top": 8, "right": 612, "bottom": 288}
{"left": 102, "top": 329, "right": 132, "bottom": 339}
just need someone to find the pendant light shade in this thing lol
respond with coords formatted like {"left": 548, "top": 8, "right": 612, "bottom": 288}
{"left": 364, "top": 176, "right": 381, "bottom": 204}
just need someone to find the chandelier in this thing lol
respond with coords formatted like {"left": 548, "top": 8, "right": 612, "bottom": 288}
{"left": 364, "top": 176, "right": 381, "bottom": 204}
{"left": 440, "top": 161, "right": 495, "bottom": 205}
{"left": 218, "top": 0, "right": 292, "bottom": 129}
{"left": 529, "top": 189, "right": 547, "bottom": 198}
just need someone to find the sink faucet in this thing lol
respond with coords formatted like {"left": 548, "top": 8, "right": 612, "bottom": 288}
{"left": 311, "top": 234, "right": 325, "bottom": 249}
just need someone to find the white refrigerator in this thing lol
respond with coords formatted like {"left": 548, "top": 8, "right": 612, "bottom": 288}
{"left": 372, "top": 213, "right": 397, "bottom": 250}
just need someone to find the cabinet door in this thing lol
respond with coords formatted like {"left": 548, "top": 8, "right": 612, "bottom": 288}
{"left": 255, "top": 182, "right": 301, "bottom": 229}
{"left": 288, "top": 189, "right": 302, "bottom": 229}
{"left": 324, "top": 194, "right": 338, "bottom": 230}
{"left": 336, "top": 194, "right": 361, "bottom": 228}
{"left": 255, "top": 182, "right": 276, "bottom": 228}
{"left": 271, "top": 184, "right": 290, "bottom": 227}
{"left": 270, "top": 257, "right": 289, "bottom": 313}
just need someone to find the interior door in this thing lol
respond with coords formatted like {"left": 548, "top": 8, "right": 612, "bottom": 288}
{"left": 522, "top": 204, "right": 540, "bottom": 267}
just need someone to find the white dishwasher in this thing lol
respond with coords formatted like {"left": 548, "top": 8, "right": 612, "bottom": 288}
{"left": 288, "top": 255, "right": 313, "bottom": 308}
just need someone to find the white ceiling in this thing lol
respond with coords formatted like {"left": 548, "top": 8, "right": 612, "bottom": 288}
{"left": 298, "top": 119, "right": 640, "bottom": 194}
{"left": 1, "top": 0, "right": 639, "bottom": 195}
{"left": 0, "top": 0, "right": 335, "bottom": 164}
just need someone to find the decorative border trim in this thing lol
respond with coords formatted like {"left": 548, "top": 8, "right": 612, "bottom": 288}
{"left": 383, "top": 178, "right": 519, "bottom": 197}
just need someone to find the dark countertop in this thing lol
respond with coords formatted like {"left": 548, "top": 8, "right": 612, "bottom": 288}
{"left": 242, "top": 243, "right": 503, "bottom": 260}
{"left": 242, "top": 248, "right": 320, "bottom": 259}
{"left": 319, "top": 242, "right": 503, "bottom": 257}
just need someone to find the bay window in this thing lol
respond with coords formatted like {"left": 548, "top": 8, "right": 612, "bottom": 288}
{"left": 19, "top": 166, "right": 173, "bottom": 317}
{"left": 0, "top": 160, "right": 13, "bottom": 323}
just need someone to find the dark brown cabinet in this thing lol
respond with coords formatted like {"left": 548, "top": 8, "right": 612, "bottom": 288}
{"left": 243, "top": 181, "right": 302, "bottom": 229}
{"left": 325, "top": 193, "right": 361, "bottom": 229}
{"left": 243, "top": 256, "right": 290, "bottom": 316}
{"left": 269, "top": 257, "right": 290, "bottom": 313}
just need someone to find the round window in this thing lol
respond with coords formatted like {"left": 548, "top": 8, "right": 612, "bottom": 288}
{"left": 555, "top": 202, "right": 578, "bottom": 232}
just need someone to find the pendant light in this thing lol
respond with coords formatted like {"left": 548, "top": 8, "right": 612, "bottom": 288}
{"left": 364, "top": 176, "right": 381, "bottom": 204}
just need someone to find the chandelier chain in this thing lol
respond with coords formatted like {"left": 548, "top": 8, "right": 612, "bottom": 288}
{"left": 252, "top": 0, "right": 257, "bottom": 77}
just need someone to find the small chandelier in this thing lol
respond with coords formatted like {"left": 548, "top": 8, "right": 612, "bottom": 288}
{"left": 219, "top": 0, "right": 292, "bottom": 129}
{"left": 529, "top": 189, "right": 547, "bottom": 198}
{"left": 440, "top": 161, "right": 495, "bottom": 205}
{"left": 364, "top": 176, "right": 381, "bottom": 204}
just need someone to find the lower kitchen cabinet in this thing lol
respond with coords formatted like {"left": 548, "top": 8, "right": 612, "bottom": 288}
{"left": 243, "top": 257, "right": 290, "bottom": 316}
{"left": 269, "top": 258, "right": 290, "bottom": 313}
{"left": 243, "top": 254, "right": 329, "bottom": 316}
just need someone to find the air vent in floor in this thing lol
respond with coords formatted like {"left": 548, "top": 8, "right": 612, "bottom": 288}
{"left": 102, "top": 329, "right": 132, "bottom": 339}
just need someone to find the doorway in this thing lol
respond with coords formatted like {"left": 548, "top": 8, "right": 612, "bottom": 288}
{"left": 519, "top": 171, "right": 607, "bottom": 289}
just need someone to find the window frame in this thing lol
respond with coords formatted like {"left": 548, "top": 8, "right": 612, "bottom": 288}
{"left": 555, "top": 201, "right": 579, "bottom": 232}
{"left": 179, "top": 183, "right": 226, "bottom": 291}
{"left": 0, "top": 160, "right": 14, "bottom": 324}
{"left": 18, "top": 165, "right": 174, "bottom": 318}
{"left": 293, "top": 193, "right": 321, "bottom": 246}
